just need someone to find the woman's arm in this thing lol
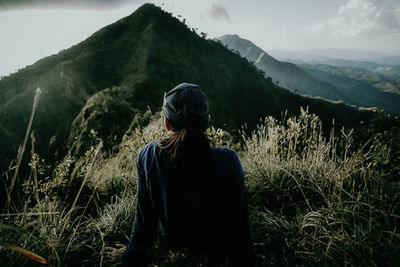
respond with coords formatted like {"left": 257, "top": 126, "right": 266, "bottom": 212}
{"left": 123, "top": 155, "right": 159, "bottom": 265}
{"left": 224, "top": 151, "right": 255, "bottom": 266}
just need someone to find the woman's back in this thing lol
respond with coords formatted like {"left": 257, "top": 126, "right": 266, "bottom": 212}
{"left": 123, "top": 83, "right": 254, "bottom": 266}
{"left": 137, "top": 142, "right": 245, "bottom": 248}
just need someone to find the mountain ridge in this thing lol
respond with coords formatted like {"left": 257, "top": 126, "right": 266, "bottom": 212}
{"left": 268, "top": 48, "right": 400, "bottom": 62}
{"left": 0, "top": 3, "right": 380, "bottom": 172}
{"left": 216, "top": 34, "right": 344, "bottom": 100}
{"left": 217, "top": 34, "right": 400, "bottom": 116}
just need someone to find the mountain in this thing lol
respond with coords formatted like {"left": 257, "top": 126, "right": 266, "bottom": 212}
{"left": 291, "top": 59, "right": 384, "bottom": 73}
{"left": 373, "top": 56, "right": 400, "bottom": 66}
{"left": 270, "top": 54, "right": 400, "bottom": 81}
{"left": 275, "top": 57, "right": 400, "bottom": 81}
{"left": 0, "top": 4, "right": 377, "bottom": 174}
{"left": 216, "top": 34, "right": 400, "bottom": 116}
{"left": 299, "top": 64, "right": 400, "bottom": 115}
{"left": 216, "top": 34, "right": 344, "bottom": 100}
{"left": 267, "top": 48, "right": 398, "bottom": 62}
{"left": 375, "top": 65, "right": 400, "bottom": 80}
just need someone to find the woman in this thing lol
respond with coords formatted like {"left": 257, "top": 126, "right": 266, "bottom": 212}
{"left": 122, "top": 83, "right": 254, "bottom": 266}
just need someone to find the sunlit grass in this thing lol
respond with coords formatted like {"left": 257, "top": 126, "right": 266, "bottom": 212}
{"left": 1, "top": 109, "right": 399, "bottom": 266}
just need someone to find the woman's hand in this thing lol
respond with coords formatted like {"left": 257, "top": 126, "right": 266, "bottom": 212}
{"left": 103, "top": 243, "right": 126, "bottom": 266}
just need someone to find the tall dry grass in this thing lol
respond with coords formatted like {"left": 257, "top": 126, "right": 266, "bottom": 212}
{"left": 242, "top": 108, "right": 400, "bottom": 266}
{"left": 1, "top": 108, "right": 399, "bottom": 266}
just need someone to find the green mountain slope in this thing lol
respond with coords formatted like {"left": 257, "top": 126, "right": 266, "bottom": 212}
{"left": 216, "top": 34, "right": 344, "bottom": 100}
{"left": 217, "top": 34, "right": 400, "bottom": 116}
{"left": 376, "top": 65, "right": 400, "bottom": 80}
{"left": 300, "top": 64, "right": 400, "bottom": 115}
{"left": 0, "top": 4, "right": 377, "bottom": 171}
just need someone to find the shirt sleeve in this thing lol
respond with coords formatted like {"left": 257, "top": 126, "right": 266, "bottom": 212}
{"left": 224, "top": 151, "right": 255, "bottom": 266}
{"left": 123, "top": 154, "right": 159, "bottom": 265}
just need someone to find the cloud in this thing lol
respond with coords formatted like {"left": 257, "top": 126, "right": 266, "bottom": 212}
{"left": 304, "top": 0, "right": 400, "bottom": 37}
{"left": 206, "top": 3, "right": 231, "bottom": 22}
{"left": 0, "top": 0, "right": 141, "bottom": 11}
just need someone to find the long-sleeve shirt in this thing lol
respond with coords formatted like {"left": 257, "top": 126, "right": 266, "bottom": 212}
{"left": 123, "top": 141, "right": 254, "bottom": 266}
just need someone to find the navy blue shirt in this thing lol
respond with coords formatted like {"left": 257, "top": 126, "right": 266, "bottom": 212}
{"left": 124, "top": 141, "right": 254, "bottom": 266}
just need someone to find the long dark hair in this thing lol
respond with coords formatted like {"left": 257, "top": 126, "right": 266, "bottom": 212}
{"left": 159, "top": 114, "right": 210, "bottom": 179}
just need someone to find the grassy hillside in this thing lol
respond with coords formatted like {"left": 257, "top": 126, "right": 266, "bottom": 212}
{"left": 1, "top": 109, "right": 399, "bottom": 266}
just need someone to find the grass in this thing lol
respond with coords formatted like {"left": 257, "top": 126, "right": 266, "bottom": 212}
{"left": 241, "top": 108, "right": 400, "bottom": 266}
{"left": 1, "top": 108, "right": 399, "bottom": 266}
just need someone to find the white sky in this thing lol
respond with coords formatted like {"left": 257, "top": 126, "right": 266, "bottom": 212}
{"left": 1, "top": 0, "right": 400, "bottom": 77}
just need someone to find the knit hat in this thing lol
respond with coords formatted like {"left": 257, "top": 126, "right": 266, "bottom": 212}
{"left": 162, "top": 83, "right": 209, "bottom": 130}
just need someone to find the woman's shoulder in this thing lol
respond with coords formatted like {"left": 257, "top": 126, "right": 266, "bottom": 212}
{"left": 209, "top": 147, "right": 243, "bottom": 179}
{"left": 210, "top": 146, "right": 237, "bottom": 154}
{"left": 137, "top": 141, "right": 160, "bottom": 160}
{"left": 209, "top": 147, "right": 239, "bottom": 162}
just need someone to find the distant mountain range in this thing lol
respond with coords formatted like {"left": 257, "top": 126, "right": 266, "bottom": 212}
{"left": 267, "top": 48, "right": 400, "bottom": 63}
{"left": 299, "top": 64, "right": 400, "bottom": 114}
{"left": 0, "top": 4, "right": 380, "bottom": 173}
{"left": 217, "top": 34, "right": 400, "bottom": 115}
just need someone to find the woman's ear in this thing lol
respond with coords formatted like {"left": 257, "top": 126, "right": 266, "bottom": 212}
{"left": 164, "top": 117, "right": 171, "bottom": 132}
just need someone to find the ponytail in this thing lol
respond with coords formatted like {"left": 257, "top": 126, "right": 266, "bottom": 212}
{"left": 159, "top": 114, "right": 210, "bottom": 179}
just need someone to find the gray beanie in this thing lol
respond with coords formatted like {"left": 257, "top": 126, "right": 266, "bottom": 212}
{"left": 162, "top": 83, "right": 209, "bottom": 129}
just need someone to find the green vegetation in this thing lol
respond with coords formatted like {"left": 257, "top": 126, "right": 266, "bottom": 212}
{"left": 1, "top": 3, "right": 399, "bottom": 266}
{"left": 217, "top": 34, "right": 343, "bottom": 101}
{"left": 1, "top": 108, "right": 399, "bottom": 266}
{"left": 0, "top": 3, "right": 380, "bottom": 174}
{"left": 218, "top": 34, "right": 400, "bottom": 116}
{"left": 243, "top": 109, "right": 400, "bottom": 265}
{"left": 300, "top": 63, "right": 400, "bottom": 115}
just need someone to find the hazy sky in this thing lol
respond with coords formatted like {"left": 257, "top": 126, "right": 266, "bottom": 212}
{"left": 1, "top": 0, "right": 400, "bottom": 77}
